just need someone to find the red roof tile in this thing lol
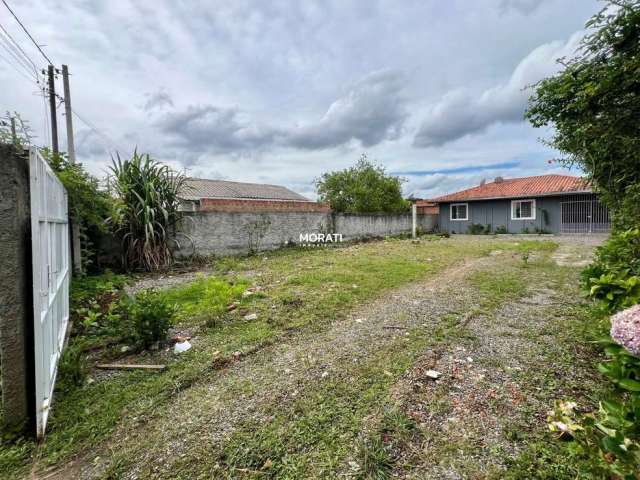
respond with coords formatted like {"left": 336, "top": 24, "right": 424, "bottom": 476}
{"left": 431, "top": 174, "right": 590, "bottom": 202}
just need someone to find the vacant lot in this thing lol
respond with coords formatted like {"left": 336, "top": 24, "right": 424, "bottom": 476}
{"left": 1, "top": 235, "right": 607, "bottom": 479}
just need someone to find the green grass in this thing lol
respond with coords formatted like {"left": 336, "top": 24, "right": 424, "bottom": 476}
{"left": 0, "top": 236, "right": 564, "bottom": 479}
{"left": 157, "top": 274, "right": 248, "bottom": 324}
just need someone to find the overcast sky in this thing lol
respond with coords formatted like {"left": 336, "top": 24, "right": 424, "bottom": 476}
{"left": 1, "top": 0, "right": 602, "bottom": 199}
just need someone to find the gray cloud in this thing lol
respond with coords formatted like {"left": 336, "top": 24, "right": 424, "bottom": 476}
{"left": 158, "top": 105, "right": 279, "bottom": 153}
{"left": 159, "top": 70, "right": 407, "bottom": 154}
{"left": 287, "top": 70, "right": 408, "bottom": 149}
{"left": 75, "top": 129, "right": 113, "bottom": 157}
{"left": 0, "top": 0, "right": 601, "bottom": 188}
{"left": 143, "top": 90, "right": 174, "bottom": 111}
{"left": 499, "top": 0, "right": 547, "bottom": 15}
{"left": 413, "top": 31, "right": 583, "bottom": 148}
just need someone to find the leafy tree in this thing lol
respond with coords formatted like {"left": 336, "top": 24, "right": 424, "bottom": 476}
{"left": 315, "top": 154, "right": 410, "bottom": 214}
{"left": 526, "top": 0, "right": 640, "bottom": 229}
{"left": 110, "top": 151, "right": 186, "bottom": 271}
{"left": 43, "top": 149, "right": 113, "bottom": 273}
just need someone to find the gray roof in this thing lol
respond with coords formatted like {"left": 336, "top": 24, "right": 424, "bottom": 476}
{"left": 180, "top": 178, "right": 310, "bottom": 202}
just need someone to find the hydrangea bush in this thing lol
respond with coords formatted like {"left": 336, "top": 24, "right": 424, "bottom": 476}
{"left": 611, "top": 304, "right": 640, "bottom": 356}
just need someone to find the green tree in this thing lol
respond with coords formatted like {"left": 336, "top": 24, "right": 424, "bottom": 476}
{"left": 44, "top": 149, "right": 113, "bottom": 273}
{"left": 526, "top": 0, "right": 640, "bottom": 229}
{"left": 315, "top": 154, "right": 410, "bottom": 214}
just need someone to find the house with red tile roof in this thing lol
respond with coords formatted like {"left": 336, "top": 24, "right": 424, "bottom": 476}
{"left": 421, "top": 174, "right": 610, "bottom": 234}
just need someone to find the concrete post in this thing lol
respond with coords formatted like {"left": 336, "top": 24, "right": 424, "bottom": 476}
{"left": 0, "top": 145, "right": 33, "bottom": 431}
{"left": 72, "top": 220, "right": 82, "bottom": 274}
{"left": 412, "top": 203, "right": 417, "bottom": 239}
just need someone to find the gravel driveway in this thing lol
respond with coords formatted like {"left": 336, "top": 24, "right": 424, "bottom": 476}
{"left": 44, "top": 236, "right": 604, "bottom": 479}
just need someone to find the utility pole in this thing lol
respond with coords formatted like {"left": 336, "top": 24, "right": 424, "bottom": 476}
{"left": 61, "top": 65, "right": 75, "bottom": 164}
{"left": 47, "top": 64, "right": 58, "bottom": 154}
{"left": 60, "top": 64, "right": 82, "bottom": 273}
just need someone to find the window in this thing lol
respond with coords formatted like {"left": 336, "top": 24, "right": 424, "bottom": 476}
{"left": 511, "top": 199, "right": 536, "bottom": 220}
{"left": 450, "top": 203, "right": 468, "bottom": 221}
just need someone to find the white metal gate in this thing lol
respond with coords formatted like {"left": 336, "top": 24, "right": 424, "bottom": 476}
{"left": 560, "top": 196, "right": 611, "bottom": 234}
{"left": 29, "top": 148, "right": 70, "bottom": 438}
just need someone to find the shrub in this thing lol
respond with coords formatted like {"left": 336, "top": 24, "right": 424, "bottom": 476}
{"left": 584, "top": 229, "right": 640, "bottom": 280}
{"left": 587, "top": 273, "right": 640, "bottom": 313}
{"left": 610, "top": 305, "right": 640, "bottom": 358}
{"left": 583, "top": 229, "right": 640, "bottom": 312}
{"left": 57, "top": 342, "right": 89, "bottom": 391}
{"left": 45, "top": 150, "right": 113, "bottom": 273}
{"left": 121, "top": 290, "right": 177, "bottom": 349}
{"left": 70, "top": 272, "right": 129, "bottom": 335}
{"left": 467, "top": 223, "right": 491, "bottom": 235}
{"left": 110, "top": 152, "right": 186, "bottom": 271}
{"left": 548, "top": 397, "right": 640, "bottom": 478}
{"left": 495, "top": 225, "right": 508, "bottom": 234}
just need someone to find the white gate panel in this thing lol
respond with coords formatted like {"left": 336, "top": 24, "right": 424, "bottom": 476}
{"left": 29, "top": 148, "right": 70, "bottom": 438}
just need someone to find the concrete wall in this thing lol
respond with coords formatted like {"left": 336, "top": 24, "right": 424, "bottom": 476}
{"left": 335, "top": 213, "right": 437, "bottom": 240}
{"left": 0, "top": 145, "right": 32, "bottom": 430}
{"left": 178, "top": 209, "right": 438, "bottom": 256}
{"left": 179, "top": 210, "right": 331, "bottom": 256}
{"left": 438, "top": 194, "right": 594, "bottom": 234}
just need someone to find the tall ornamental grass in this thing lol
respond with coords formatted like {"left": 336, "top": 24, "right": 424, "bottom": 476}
{"left": 110, "top": 152, "right": 186, "bottom": 271}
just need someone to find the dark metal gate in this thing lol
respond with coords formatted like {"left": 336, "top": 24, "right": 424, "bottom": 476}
{"left": 560, "top": 195, "right": 611, "bottom": 233}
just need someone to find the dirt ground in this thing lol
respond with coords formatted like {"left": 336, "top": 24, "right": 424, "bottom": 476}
{"left": 36, "top": 235, "right": 605, "bottom": 479}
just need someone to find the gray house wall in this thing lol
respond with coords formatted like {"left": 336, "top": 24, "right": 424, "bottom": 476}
{"left": 438, "top": 194, "right": 594, "bottom": 234}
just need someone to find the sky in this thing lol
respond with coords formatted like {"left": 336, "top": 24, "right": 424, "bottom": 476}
{"left": 0, "top": 0, "right": 603, "bottom": 200}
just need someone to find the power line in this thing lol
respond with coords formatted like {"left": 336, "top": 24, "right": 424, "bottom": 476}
{"left": 0, "top": 49, "right": 36, "bottom": 83}
{"left": 0, "top": 29, "right": 38, "bottom": 82}
{"left": 71, "top": 108, "right": 128, "bottom": 155}
{"left": 1, "top": 0, "right": 53, "bottom": 65}
{"left": 1, "top": 0, "right": 130, "bottom": 158}
{"left": 0, "top": 20, "right": 38, "bottom": 76}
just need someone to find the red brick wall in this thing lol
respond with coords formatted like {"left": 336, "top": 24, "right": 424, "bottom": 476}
{"left": 199, "top": 198, "right": 331, "bottom": 213}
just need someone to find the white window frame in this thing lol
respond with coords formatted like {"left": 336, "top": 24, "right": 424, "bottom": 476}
{"left": 450, "top": 203, "right": 469, "bottom": 221}
{"left": 511, "top": 199, "right": 536, "bottom": 220}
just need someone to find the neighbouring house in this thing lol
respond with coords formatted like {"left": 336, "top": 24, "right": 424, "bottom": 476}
{"left": 428, "top": 174, "right": 611, "bottom": 234}
{"left": 179, "top": 177, "right": 328, "bottom": 212}
{"left": 415, "top": 201, "right": 439, "bottom": 215}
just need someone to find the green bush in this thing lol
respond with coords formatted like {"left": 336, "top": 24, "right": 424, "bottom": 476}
{"left": 548, "top": 338, "right": 640, "bottom": 479}
{"left": 495, "top": 225, "right": 508, "bottom": 234}
{"left": 555, "top": 227, "right": 640, "bottom": 478}
{"left": 586, "top": 273, "right": 640, "bottom": 313}
{"left": 468, "top": 223, "right": 488, "bottom": 235}
{"left": 45, "top": 150, "right": 113, "bottom": 274}
{"left": 582, "top": 229, "right": 640, "bottom": 312}
{"left": 122, "top": 290, "right": 177, "bottom": 349}
{"left": 57, "top": 342, "right": 89, "bottom": 392}
{"left": 70, "top": 272, "right": 129, "bottom": 335}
